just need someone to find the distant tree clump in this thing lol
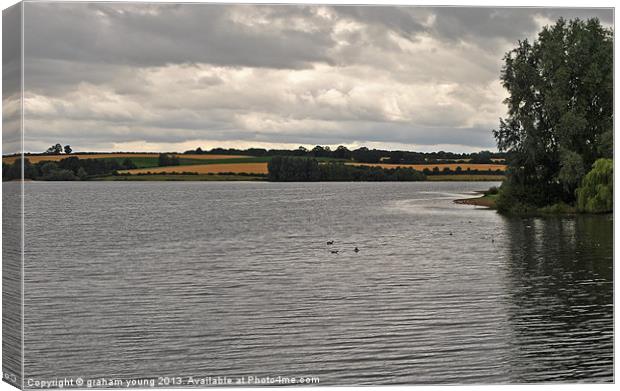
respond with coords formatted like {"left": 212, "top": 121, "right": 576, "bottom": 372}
{"left": 267, "top": 156, "right": 425, "bottom": 182}
{"left": 44, "top": 143, "right": 73, "bottom": 155}
{"left": 158, "top": 153, "right": 180, "bottom": 167}
{"left": 45, "top": 143, "right": 63, "bottom": 155}
{"left": 470, "top": 151, "right": 493, "bottom": 164}
{"left": 576, "top": 158, "right": 613, "bottom": 213}
{"left": 267, "top": 156, "right": 321, "bottom": 181}
{"left": 493, "top": 18, "right": 612, "bottom": 213}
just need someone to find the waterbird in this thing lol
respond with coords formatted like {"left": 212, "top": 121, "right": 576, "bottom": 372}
{"left": 326, "top": 240, "right": 334, "bottom": 245}
{"left": 354, "top": 247, "right": 360, "bottom": 253}
{"left": 330, "top": 250, "right": 339, "bottom": 254}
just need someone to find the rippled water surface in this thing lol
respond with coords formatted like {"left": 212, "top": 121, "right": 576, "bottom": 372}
{"left": 21, "top": 181, "right": 613, "bottom": 385}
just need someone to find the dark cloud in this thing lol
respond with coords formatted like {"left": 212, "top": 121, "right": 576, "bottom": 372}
{"left": 3, "top": 3, "right": 21, "bottom": 97}
{"left": 334, "top": 6, "right": 613, "bottom": 49}
{"left": 431, "top": 8, "right": 540, "bottom": 42}
{"left": 24, "top": 3, "right": 335, "bottom": 69}
{"left": 332, "top": 6, "right": 428, "bottom": 39}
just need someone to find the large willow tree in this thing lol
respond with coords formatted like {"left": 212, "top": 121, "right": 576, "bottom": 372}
{"left": 494, "top": 18, "right": 613, "bottom": 211}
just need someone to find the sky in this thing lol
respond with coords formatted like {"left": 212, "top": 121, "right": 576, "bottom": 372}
{"left": 4, "top": 2, "right": 614, "bottom": 153}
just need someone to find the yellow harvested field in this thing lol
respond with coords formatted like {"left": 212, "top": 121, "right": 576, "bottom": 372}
{"left": 347, "top": 163, "right": 507, "bottom": 171}
{"left": 120, "top": 163, "right": 269, "bottom": 175}
{"left": 2, "top": 153, "right": 248, "bottom": 164}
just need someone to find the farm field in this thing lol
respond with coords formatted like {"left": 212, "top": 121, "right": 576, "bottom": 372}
{"left": 121, "top": 163, "right": 504, "bottom": 178}
{"left": 120, "top": 162, "right": 270, "bottom": 175}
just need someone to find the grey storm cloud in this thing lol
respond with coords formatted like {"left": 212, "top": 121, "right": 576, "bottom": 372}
{"left": 24, "top": 3, "right": 335, "bottom": 69}
{"left": 13, "top": 2, "right": 613, "bottom": 153}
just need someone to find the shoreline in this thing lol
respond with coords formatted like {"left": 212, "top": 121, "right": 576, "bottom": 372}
{"left": 454, "top": 191, "right": 497, "bottom": 208}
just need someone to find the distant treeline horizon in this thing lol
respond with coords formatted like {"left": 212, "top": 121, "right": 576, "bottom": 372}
{"left": 6, "top": 145, "right": 507, "bottom": 165}
{"left": 183, "top": 146, "right": 507, "bottom": 164}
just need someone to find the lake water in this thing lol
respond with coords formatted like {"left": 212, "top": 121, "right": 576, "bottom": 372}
{"left": 13, "top": 181, "right": 614, "bottom": 385}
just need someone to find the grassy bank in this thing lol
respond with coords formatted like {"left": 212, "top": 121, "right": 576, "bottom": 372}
{"left": 454, "top": 192, "right": 498, "bottom": 208}
{"left": 455, "top": 189, "right": 582, "bottom": 215}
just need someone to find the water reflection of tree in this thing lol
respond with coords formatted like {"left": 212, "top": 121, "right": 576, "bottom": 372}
{"left": 501, "top": 215, "right": 613, "bottom": 382}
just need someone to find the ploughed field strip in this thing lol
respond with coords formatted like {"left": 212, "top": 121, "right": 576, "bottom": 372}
{"left": 120, "top": 162, "right": 270, "bottom": 175}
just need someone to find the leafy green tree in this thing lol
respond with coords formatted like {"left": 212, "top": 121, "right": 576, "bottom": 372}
{"left": 2, "top": 158, "right": 24, "bottom": 180}
{"left": 576, "top": 158, "right": 612, "bottom": 213}
{"left": 77, "top": 167, "right": 88, "bottom": 180}
{"left": 351, "top": 147, "right": 383, "bottom": 163}
{"left": 40, "top": 162, "right": 59, "bottom": 176}
{"left": 334, "top": 145, "right": 351, "bottom": 160}
{"left": 558, "top": 148, "right": 585, "bottom": 193}
{"left": 57, "top": 156, "right": 80, "bottom": 173}
{"left": 494, "top": 18, "right": 613, "bottom": 210}
{"left": 42, "top": 169, "right": 78, "bottom": 181}
{"left": 470, "top": 151, "right": 492, "bottom": 164}
{"left": 64, "top": 145, "right": 72, "bottom": 154}
{"left": 122, "top": 158, "right": 137, "bottom": 169}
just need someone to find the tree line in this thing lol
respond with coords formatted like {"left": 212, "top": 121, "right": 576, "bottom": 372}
{"left": 2, "top": 157, "right": 137, "bottom": 181}
{"left": 185, "top": 146, "right": 505, "bottom": 164}
{"left": 267, "top": 156, "right": 426, "bottom": 182}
